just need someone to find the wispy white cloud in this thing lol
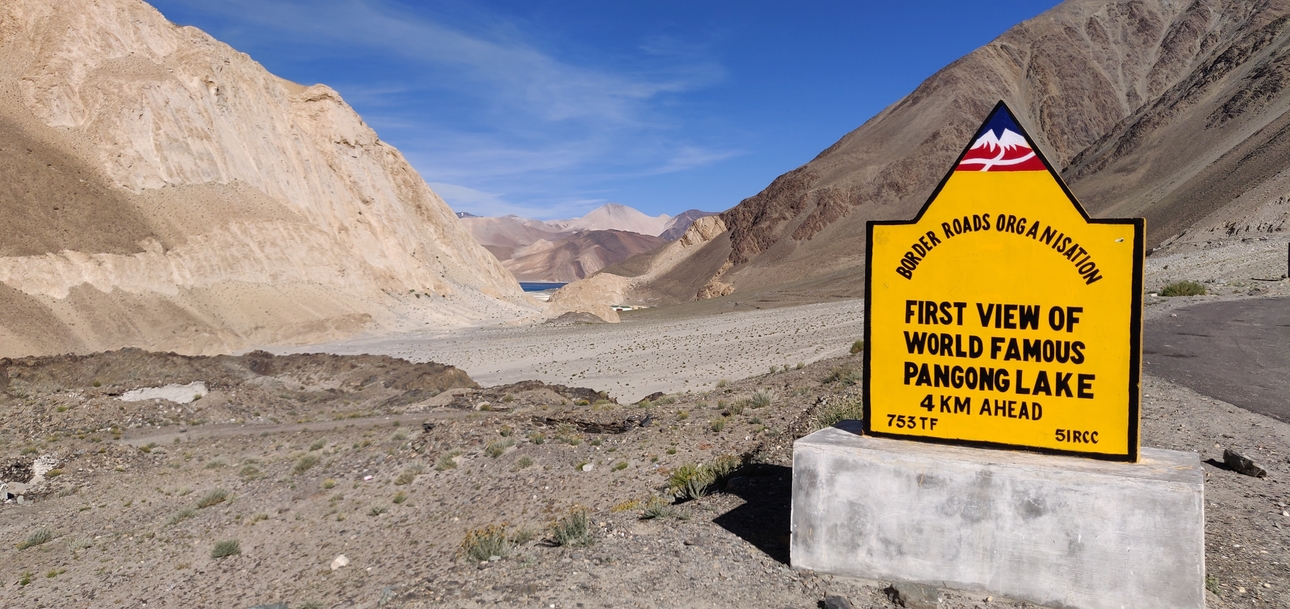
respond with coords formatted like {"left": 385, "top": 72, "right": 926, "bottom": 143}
{"left": 428, "top": 182, "right": 603, "bottom": 219}
{"left": 156, "top": 0, "right": 736, "bottom": 218}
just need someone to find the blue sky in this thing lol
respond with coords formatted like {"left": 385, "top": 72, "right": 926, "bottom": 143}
{"left": 149, "top": 1, "right": 1059, "bottom": 219}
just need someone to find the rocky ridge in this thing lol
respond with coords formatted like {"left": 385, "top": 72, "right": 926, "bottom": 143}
{"left": 562, "top": 0, "right": 1290, "bottom": 308}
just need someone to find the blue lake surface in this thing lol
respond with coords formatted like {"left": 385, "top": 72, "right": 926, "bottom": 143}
{"left": 520, "top": 282, "right": 567, "bottom": 292}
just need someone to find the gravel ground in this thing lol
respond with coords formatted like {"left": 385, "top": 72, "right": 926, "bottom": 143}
{"left": 0, "top": 235, "right": 1286, "bottom": 608}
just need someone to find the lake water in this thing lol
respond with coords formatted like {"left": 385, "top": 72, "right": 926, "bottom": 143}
{"left": 519, "top": 282, "right": 567, "bottom": 292}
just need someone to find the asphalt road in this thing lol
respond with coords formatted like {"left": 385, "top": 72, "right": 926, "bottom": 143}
{"left": 1144, "top": 297, "right": 1290, "bottom": 423}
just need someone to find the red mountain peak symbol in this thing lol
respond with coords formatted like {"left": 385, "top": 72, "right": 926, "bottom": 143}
{"left": 955, "top": 128, "right": 1045, "bottom": 172}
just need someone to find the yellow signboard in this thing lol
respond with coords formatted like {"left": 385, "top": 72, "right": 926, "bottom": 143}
{"left": 864, "top": 101, "right": 1144, "bottom": 461}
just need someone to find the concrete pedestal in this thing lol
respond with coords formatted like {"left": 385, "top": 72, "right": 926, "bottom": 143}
{"left": 791, "top": 422, "right": 1205, "bottom": 609}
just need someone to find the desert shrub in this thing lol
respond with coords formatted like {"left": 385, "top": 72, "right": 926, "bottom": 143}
{"left": 211, "top": 539, "right": 241, "bottom": 559}
{"left": 716, "top": 378, "right": 729, "bottom": 388}
{"left": 459, "top": 524, "right": 513, "bottom": 561}
{"left": 669, "top": 454, "right": 743, "bottom": 501}
{"left": 850, "top": 339, "right": 864, "bottom": 355}
{"left": 17, "top": 528, "right": 54, "bottom": 550}
{"left": 724, "top": 399, "right": 747, "bottom": 416}
{"left": 528, "top": 432, "right": 545, "bottom": 445}
{"left": 750, "top": 389, "right": 775, "bottom": 408}
{"left": 393, "top": 490, "right": 408, "bottom": 504}
{"left": 707, "top": 454, "right": 741, "bottom": 480}
{"left": 612, "top": 461, "right": 628, "bottom": 471}
{"left": 511, "top": 528, "right": 536, "bottom": 545}
{"left": 309, "top": 439, "right": 326, "bottom": 451}
{"left": 485, "top": 439, "right": 513, "bottom": 458}
{"left": 321, "top": 478, "right": 337, "bottom": 490}
{"left": 166, "top": 507, "right": 196, "bottom": 526}
{"left": 238, "top": 465, "right": 261, "bottom": 480}
{"left": 203, "top": 460, "right": 227, "bottom": 469}
{"left": 611, "top": 499, "right": 641, "bottom": 513}
{"left": 669, "top": 464, "right": 711, "bottom": 500}
{"left": 709, "top": 418, "right": 726, "bottom": 432}
{"left": 368, "top": 505, "right": 388, "bottom": 516}
{"left": 196, "top": 488, "right": 229, "bottom": 508}
{"left": 292, "top": 454, "right": 320, "bottom": 475}
{"left": 640, "top": 496, "right": 681, "bottom": 520}
{"left": 824, "top": 366, "right": 861, "bottom": 386}
{"left": 68, "top": 537, "right": 94, "bottom": 550}
{"left": 435, "top": 449, "right": 463, "bottom": 471}
{"left": 515, "top": 456, "right": 534, "bottom": 469}
{"left": 1160, "top": 280, "right": 1206, "bottom": 296}
{"left": 795, "top": 361, "right": 806, "bottom": 370}
{"left": 810, "top": 397, "right": 865, "bottom": 431}
{"left": 550, "top": 508, "right": 593, "bottom": 547}
{"left": 394, "top": 464, "right": 425, "bottom": 485}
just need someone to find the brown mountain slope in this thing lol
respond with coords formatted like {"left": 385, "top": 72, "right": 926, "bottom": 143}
{"left": 0, "top": 0, "right": 533, "bottom": 357}
{"left": 503, "top": 230, "right": 666, "bottom": 282}
{"left": 458, "top": 205, "right": 712, "bottom": 282}
{"left": 569, "top": 0, "right": 1290, "bottom": 308}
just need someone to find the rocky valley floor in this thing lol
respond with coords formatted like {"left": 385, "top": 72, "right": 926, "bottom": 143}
{"left": 1, "top": 236, "right": 1288, "bottom": 608}
{"left": 0, "top": 340, "right": 1286, "bottom": 608}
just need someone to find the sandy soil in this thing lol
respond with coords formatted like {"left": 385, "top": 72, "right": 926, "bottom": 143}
{"left": 294, "top": 300, "right": 865, "bottom": 405}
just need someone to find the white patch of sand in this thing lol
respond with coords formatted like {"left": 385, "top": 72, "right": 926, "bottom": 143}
{"left": 119, "top": 381, "right": 208, "bottom": 404}
{"left": 292, "top": 299, "right": 865, "bottom": 403}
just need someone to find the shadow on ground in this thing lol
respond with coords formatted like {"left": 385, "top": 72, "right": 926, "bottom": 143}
{"left": 711, "top": 463, "right": 794, "bottom": 564}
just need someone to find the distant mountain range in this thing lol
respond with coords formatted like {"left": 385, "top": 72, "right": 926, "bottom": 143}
{"left": 457, "top": 204, "right": 715, "bottom": 281}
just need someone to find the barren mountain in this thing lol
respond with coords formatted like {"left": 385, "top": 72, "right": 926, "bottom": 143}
{"left": 563, "top": 0, "right": 1290, "bottom": 308}
{"left": 455, "top": 215, "right": 573, "bottom": 262}
{"left": 546, "top": 203, "right": 672, "bottom": 236}
{"left": 458, "top": 204, "right": 713, "bottom": 282}
{"left": 0, "top": 0, "right": 533, "bottom": 358}
{"left": 659, "top": 209, "right": 719, "bottom": 241}
{"left": 501, "top": 230, "right": 666, "bottom": 282}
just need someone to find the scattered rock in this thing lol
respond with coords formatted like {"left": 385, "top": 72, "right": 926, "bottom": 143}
{"left": 244, "top": 604, "right": 287, "bottom": 609}
{"left": 1224, "top": 448, "right": 1268, "bottom": 478}
{"left": 581, "top": 463, "right": 594, "bottom": 472}
{"left": 1, "top": 459, "right": 34, "bottom": 483}
{"left": 545, "top": 311, "right": 611, "bottom": 325}
{"left": 885, "top": 582, "right": 942, "bottom": 608}
{"left": 823, "top": 594, "right": 854, "bottom": 609}
{"left": 636, "top": 392, "right": 666, "bottom": 405}
{"left": 331, "top": 554, "right": 350, "bottom": 570}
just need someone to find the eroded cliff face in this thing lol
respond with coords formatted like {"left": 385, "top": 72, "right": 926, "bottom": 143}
{"left": 601, "top": 0, "right": 1290, "bottom": 302}
{"left": 0, "top": 0, "right": 533, "bottom": 357}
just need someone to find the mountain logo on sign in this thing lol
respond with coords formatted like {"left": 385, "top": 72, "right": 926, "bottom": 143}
{"left": 955, "top": 109, "right": 1046, "bottom": 172}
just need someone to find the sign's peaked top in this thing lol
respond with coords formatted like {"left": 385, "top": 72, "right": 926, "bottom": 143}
{"left": 956, "top": 104, "right": 1045, "bottom": 172}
